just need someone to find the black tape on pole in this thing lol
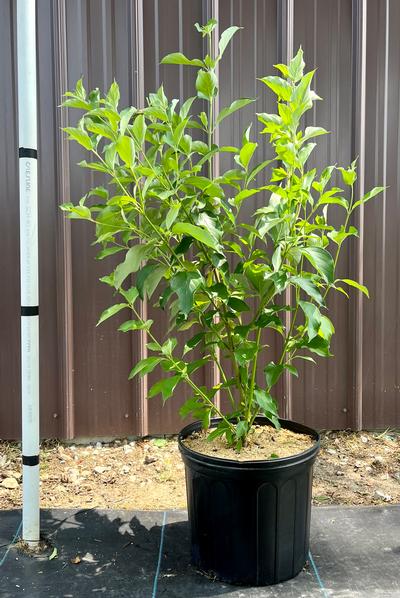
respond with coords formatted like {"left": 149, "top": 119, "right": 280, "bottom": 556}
{"left": 21, "top": 306, "right": 39, "bottom": 316}
{"left": 19, "top": 147, "right": 38, "bottom": 159}
{"left": 22, "top": 455, "right": 39, "bottom": 466}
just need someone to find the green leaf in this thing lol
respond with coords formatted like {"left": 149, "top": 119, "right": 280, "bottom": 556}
{"left": 66, "top": 205, "right": 91, "bottom": 220}
{"left": 132, "top": 114, "right": 147, "bottom": 146}
{"left": 272, "top": 245, "right": 282, "bottom": 271}
{"left": 120, "top": 286, "right": 139, "bottom": 304}
{"left": 338, "top": 278, "right": 369, "bottom": 298}
{"left": 259, "top": 76, "right": 292, "bottom": 101}
{"left": 288, "top": 48, "right": 305, "bottom": 82}
{"left": 338, "top": 166, "right": 357, "bottom": 186}
{"left": 298, "top": 142, "right": 316, "bottom": 166}
{"left": 234, "top": 342, "right": 258, "bottom": 366}
{"left": 273, "top": 63, "right": 289, "bottom": 78}
{"left": 299, "top": 300, "right": 321, "bottom": 340}
{"left": 284, "top": 364, "right": 298, "bottom": 377}
{"left": 352, "top": 186, "right": 385, "bottom": 211}
{"left": 85, "top": 120, "right": 114, "bottom": 140}
{"left": 216, "top": 98, "right": 255, "bottom": 126}
{"left": 161, "top": 52, "right": 203, "bottom": 67}
{"left": 165, "top": 203, "right": 180, "bottom": 229}
{"left": 118, "top": 319, "right": 153, "bottom": 332}
{"left": 97, "top": 303, "right": 128, "bottom": 326}
{"left": 319, "top": 195, "right": 349, "bottom": 209}
{"left": 170, "top": 272, "right": 203, "bottom": 316}
{"left": 291, "top": 276, "right": 323, "bottom": 305}
{"left": 254, "top": 388, "right": 276, "bottom": 412}
{"left": 106, "top": 81, "right": 120, "bottom": 109}
{"left": 136, "top": 264, "right": 167, "bottom": 300}
{"left": 63, "top": 127, "right": 92, "bottom": 151}
{"left": 49, "top": 547, "right": 58, "bottom": 561}
{"left": 318, "top": 315, "right": 335, "bottom": 341}
{"left": 247, "top": 159, "right": 274, "bottom": 183}
{"left": 300, "top": 247, "right": 334, "bottom": 284}
{"left": 96, "top": 246, "right": 124, "bottom": 260}
{"left": 129, "top": 356, "right": 164, "bottom": 379}
{"left": 119, "top": 106, "right": 135, "bottom": 135}
{"left": 237, "top": 142, "right": 257, "bottom": 170}
{"left": 235, "top": 420, "right": 248, "bottom": 439}
{"left": 264, "top": 362, "right": 284, "bottom": 388}
{"left": 227, "top": 297, "right": 250, "bottom": 312}
{"left": 148, "top": 375, "right": 181, "bottom": 402}
{"left": 184, "top": 332, "right": 205, "bottom": 353}
{"left": 195, "top": 18, "right": 217, "bottom": 37}
{"left": 172, "top": 222, "right": 218, "bottom": 249}
{"left": 306, "top": 336, "right": 332, "bottom": 357}
{"left": 114, "top": 244, "right": 151, "bottom": 289}
{"left": 116, "top": 135, "right": 135, "bottom": 167}
{"left": 218, "top": 26, "right": 241, "bottom": 59}
{"left": 196, "top": 70, "right": 218, "bottom": 101}
{"left": 301, "top": 126, "right": 328, "bottom": 144}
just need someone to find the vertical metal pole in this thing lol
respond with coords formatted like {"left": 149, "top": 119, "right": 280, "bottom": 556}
{"left": 17, "top": 0, "right": 40, "bottom": 547}
{"left": 131, "top": 0, "right": 149, "bottom": 436}
{"left": 351, "top": 0, "right": 367, "bottom": 430}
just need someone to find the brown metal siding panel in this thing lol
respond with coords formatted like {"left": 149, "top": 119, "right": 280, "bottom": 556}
{"left": 64, "top": 0, "right": 140, "bottom": 438}
{"left": 36, "top": 0, "right": 65, "bottom": 437}
{"left": 290, "top": 0, "right": 354, "bottom": 429}
{"left": 1, "top": 0, "right": 400, "bottom": 439}
{"left": 362, "top": 0, "right": 400, "bottom": 428}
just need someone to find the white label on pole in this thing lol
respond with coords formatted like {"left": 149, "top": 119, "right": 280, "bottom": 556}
{"left": 19, "top": 157, "right": 38, "bottom": 306}
{"left": 21, "top": 315, "right": 39, "bottom": 456}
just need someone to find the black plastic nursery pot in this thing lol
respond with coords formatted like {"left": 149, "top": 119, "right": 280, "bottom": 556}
{"left": 178, "top": 416, "right": 320, "bottom": 586}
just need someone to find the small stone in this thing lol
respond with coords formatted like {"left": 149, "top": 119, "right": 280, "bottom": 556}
{"left": 95, "top": 442, "right": 102, "bottom": 449}
{"left": 129, "top": 441, "right": 136, "bottom": 447}
{"left": 354, "top": 461, "right": 362, "bottom": 469}
{"left": 366, "top": 466, "right": 373, "bottom": 473}
{"left": 123, "top": 445, "right": 132, "bottom": 454}
{"left": 375, "top": 490, "right": 392, "bottom": 502}
{"left": 144, "top": 455, "right": 158, "bottom": 465}
{"left": 360, "top": 435, "right": 369, "bottom": 443}
{"left": 70, "top": 445, "right": 76, "bottom": 451}
{"left": 93, "top": 466, "right": 109, "bottom": 474}
{"left": 1, "top": 477, "right": 18, "bottom": 489}
{"left": 7, "top": 471, "right": 22, "bottom": 480}
{"left": 121, "top": 466, "right": 130, "bottom": 474}
{"left": 335, "top": 470, "right": 345, "bottom": 477}
{"left": 392, "top": 471, "right": 400, "bottom": 482}
{"left": 327, "top": 449, "right": 337, "bottom": 456}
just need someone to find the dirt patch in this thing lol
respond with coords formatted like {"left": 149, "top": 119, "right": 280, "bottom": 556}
{"left": 0, "top": 430, "right": 399, "bottom": 511}
{"left": 184, "top": 425, "right": 314, "bottom": 461}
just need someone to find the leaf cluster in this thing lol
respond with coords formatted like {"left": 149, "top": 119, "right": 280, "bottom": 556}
{"left": 61, "top": 23, "right": 383, "bottom": 450}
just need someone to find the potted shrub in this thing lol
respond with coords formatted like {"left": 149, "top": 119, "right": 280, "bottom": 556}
{"left": 61, "top": 20, "right": 382, "bottom": 586}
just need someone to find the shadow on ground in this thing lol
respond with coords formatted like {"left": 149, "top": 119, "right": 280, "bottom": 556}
{"left": 2, "top": 506, "right": 400, "bottom": 597}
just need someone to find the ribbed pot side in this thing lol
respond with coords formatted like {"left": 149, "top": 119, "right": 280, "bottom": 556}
{"left": 178, "top": 417, "right": 320, "bottom": 586}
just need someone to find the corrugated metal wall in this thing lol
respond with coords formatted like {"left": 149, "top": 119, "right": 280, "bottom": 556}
{"left": 1, "top": 0, "right": 399, "bottom": 440}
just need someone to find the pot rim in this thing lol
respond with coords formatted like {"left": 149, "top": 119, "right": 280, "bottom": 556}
{"left": 178, "top": 416, "right": 320, "bottom": 470}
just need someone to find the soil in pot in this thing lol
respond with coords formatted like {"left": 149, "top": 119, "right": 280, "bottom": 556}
{"left": 183, "top": 424, "right": 314, "bottom": 461}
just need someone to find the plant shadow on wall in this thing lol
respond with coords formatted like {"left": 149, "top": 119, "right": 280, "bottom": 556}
{"left": 60, "top": 18, "right": 383, "bottom": 586}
